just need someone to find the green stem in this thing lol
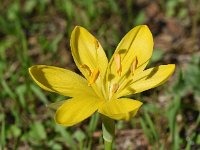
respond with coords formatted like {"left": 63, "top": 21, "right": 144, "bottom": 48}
{"left": 104, "top": 140, "right": 112, "bottom": 150}
{"left": 101, "top": 115, "right": 115, "bottom": 150}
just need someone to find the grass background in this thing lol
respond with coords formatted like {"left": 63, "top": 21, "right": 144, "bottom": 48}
{"left": 0, "top": 0, "right": 200, "bottom": 149}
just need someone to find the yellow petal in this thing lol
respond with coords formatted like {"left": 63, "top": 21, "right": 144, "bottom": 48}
{"left": 106, "top": 25, "right": 153, "bottom": 93}
{"left": 70, "top": 26, "right": 108, "bottom": 98}
{"left": 55, "top": 97, "right": 103, "bottom": 126}
{"left": 70, "top": 26, "right": 108, "bottom": 81}
{"left": 98, "top": 98, "right": 142, "bottom": 120}
{"left": 118, "top": 64, "right": 175, "bottom": 97}
{"left": 29, "top": 65, "right": 96, "bottom": 97}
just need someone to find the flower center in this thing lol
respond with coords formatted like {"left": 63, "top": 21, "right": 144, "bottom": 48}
{"left": 109, "top": 56, "right": 138, "bottom": 99}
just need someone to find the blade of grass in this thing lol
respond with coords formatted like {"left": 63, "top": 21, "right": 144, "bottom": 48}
{"left": 16, "top": 85, "right": 27, "bottom": 108}
{"left": 140, "top": 117, "right": 153, "bottom": 144}
{"left": 30, "top": 84, "right": 48, "bottom": 104}
{"left": 167, "top": 95, "right": 181, "bottom": 150}
{"left": 1, "top": 79, "right": 16, "bottom": 99}
{"left": 87, "top": 113, "right": 99, "bottom": 149}
{"left": 144, "top": 111, "right": 159, "bottom": 142}
{"left": 0, "top": 117, "right": 5, "bottom": 150}
{"left": 55, "top": 125, "right": 76, "bottom": 150}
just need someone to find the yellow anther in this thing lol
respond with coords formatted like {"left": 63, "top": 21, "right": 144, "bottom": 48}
{"left": 80, "top": 64, "right": 92, "bottom": 76}
{"left": 131, "top": 56, "right": 138, "bottom": 75}
{"left": 114, "top": 53, "right": 122, "bottom": 76}
{"left": 94, "top": 39, "right": 99, "bottom": 50}
{"left": 88, "top": 68, "right": 100, "bottom": 86}
{"left": 112, "top": 83, "right": 119, "bottom": 93}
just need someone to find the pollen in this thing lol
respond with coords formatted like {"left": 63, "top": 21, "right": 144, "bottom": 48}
{"left": 80, "top": 64, "right": 91, "bottom": 76}
{"left": 114, "top": 53, "right": 122, "bottom": 76}
{"left": 131, "top": 56, "right": 138, "bottom": 75}
{"left": 88, "top": 68, "right": 100, "bottom": 86}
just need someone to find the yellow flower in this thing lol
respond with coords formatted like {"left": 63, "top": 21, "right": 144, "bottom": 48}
{"left": 29, "top": 25, "right": 175, "bottom": 126}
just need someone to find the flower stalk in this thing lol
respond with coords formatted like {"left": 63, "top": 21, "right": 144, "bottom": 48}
{"left": 102, "top": 115, "right": 115, "bottom": 150}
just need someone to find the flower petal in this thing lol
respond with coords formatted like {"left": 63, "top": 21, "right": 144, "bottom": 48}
{"left": 118, "top": 64, "right": 175, "bottom": 97}
{"left": 98, "top": 98, "right": 142, "bottom": 120}
{"left": 70, "top": 26, "right": 108, "bottom": 81}
{"left": 70, "top": 26, "right": 108, "bottom": 98}
{"left": 55, "top": 97, "right": 103, "bottom": 126}
{"left": 29, "top": 65, "right": 96, "bottom": 97}
{"left": 107, "top": 25, "right": 153, "bottom": 80}
{"left": 105, "top": 25, "right": 153, "bottom": 97}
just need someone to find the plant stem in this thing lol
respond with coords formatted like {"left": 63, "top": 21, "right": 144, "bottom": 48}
{"left": 101, "top": 115, "right": 115, "bottom": 150}
{"left": 104, "top": 140, "right": 112, "bottom": 150}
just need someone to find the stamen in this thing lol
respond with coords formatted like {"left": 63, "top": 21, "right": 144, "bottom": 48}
{"left": 131, "top": 56, "right": 138, "bottom": 75}
{"left": 88, "top": 68, "right": 100, "bottom": 86}
{"left": 80, "top": 64, "right": 91, "bottom": 76}
{"left": 112, "top": 83, "right": 119, "bottom": 93}
{"left": 94, "top": 39, "right": 99, "bottom": 50}
{"left": 114, "top": 53, "right": 122, "bottom": 76}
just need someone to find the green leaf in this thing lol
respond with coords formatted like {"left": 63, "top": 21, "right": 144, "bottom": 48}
{"left": 140, "top": 117, "right": 153, "bottom": 144}
{"left": 47, "top": 100, "right": 66, "bottom": 111}
{"left": 0, "top": 118, "right": 5, "bottom": 150}
{"left": 47, "top": 141, "right": 62, "bottom": 150}
{"left": 16, "top": 85, "right": 27, "bottom": 108}
{"left": 24, "top": 0, "right": 37, "bottom": 13}
{"left": 88, "top": 112, "right": 99, "bottom": 133}
{"left": 144, "top": 111, "right": 159, "bottom": 141}
{"left": 185, "top": 55, "right": 200, "bottom": 96}
{"left": 73, "top": 130, "right": 86, "bottom": 142}
{"left": 48, "top": 34, "right": 63, "bottom": 53}
{"left": 55, "top": 125, "right": 76, "bottom": 149}
{"left": 150, "top": 49, "right": 164, "bottom": 63}
{"left": 10, "top": 125, "right": 21, "bottom": 138}
{"left": 29, "top": 122, "right": 47, "bottom": 141}
{"left": 171, "top": 69, "right": 186, "bottom": 97}
{"left": 167, "top": 95, "right": 181, "bottom": 149}
{"left": 1, "top": 79, "right": 16, "bottom": 99}
{"left": 101, "top": 115, "right": 115, "bottom": 143}
{"left": 134, "top": 11, "right": 146, "bottom": 25}
{"left": 30, "top": 84, "right": 48, "bottom": 104}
